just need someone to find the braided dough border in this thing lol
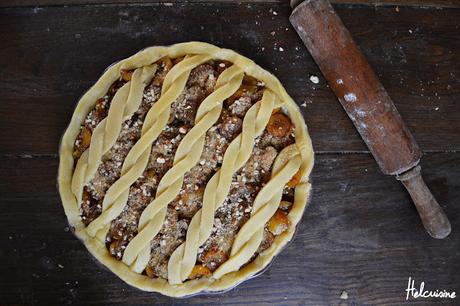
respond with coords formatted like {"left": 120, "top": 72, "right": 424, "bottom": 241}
{"left": 58, "top": 41, "right": 314, "bottom": 297}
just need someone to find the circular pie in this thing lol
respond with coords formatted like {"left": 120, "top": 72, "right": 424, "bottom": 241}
{"left": 58, "top": 42, "right": 314, "bottom": 297}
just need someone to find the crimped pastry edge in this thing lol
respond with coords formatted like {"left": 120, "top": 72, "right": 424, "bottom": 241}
{"left": 58, "top": 41, "right": 314, "bottom": 297}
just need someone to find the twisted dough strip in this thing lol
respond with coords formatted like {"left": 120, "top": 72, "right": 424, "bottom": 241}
{"left": 121, "top": 65, "right": 245, "bottom": 272}
{"left": 167, "top": 90, "right": 277, "bottom": 284}
{"left": 71, "top": 65, "right": 157, "bottom": 206}
{"left": 86, "top": 55, "right": 212, "bottom": 238}
{"left": 212, "top": 145, "right": 301, "bottom": 279}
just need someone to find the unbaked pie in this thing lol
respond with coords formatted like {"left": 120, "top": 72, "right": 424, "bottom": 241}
{"left": 58, "top": 42, "right": 314, "bottom": 297}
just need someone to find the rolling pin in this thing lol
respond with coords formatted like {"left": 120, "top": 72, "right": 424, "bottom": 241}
{"left": 289, "top": 0, "right": 451, "bottom": 238}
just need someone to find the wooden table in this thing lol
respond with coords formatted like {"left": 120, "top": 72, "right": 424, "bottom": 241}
{"left": 1, "top": 0, "right": 459, "bottom": 305}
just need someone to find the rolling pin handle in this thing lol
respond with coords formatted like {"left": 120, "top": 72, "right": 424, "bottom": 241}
{"left": 397, "top": 166, "right": 451, "bottom": 239}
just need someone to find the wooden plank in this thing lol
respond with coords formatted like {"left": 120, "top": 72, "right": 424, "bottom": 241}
{"left": 333, "top": 0, "right": 460, "bottom": 7}
{"left": 0, "top": 4, "right": 459, "bottom": 155}
{"left": 1, "top": 153, "right": 459, "bottom": 305}
{"left": 1, "top": 0, "right": 459, "bottom": 9}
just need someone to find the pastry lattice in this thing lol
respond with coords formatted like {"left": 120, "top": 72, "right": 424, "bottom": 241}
{"left": 58, "top": 42, "right": 314, "bottom": 297}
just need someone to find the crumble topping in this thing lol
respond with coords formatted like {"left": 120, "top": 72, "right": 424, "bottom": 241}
{"left": 73, "top": 57, "right": 299, "bottom": 281}
{"left": 80, "top": 82, "right": 162, "bottom": 224}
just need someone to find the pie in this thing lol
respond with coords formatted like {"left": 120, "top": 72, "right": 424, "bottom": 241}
{"left": 58, "top": 42, "right": 314, "bottom": 297}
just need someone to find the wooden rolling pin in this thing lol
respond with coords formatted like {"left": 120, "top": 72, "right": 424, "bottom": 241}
{"left": 290, "top": 0, "right": 451, "bottom": 238}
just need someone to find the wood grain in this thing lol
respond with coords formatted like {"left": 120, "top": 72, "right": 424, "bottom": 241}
{"left": 0, "top": 4, "right": 459, "bottom": 155}
{"left": 1, "top": 2, "right": 459, "bottom": 304}
{"left": 1, "top": 153, "right": 458, "bottom": 305}
{"left": 1, "top": 0, "right": 459, "bottom": 9}
{"left": 333, "top": 0, "right": 460, "bottom": 7}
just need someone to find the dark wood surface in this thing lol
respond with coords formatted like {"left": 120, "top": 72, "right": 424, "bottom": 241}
{"left": 1, "top": 3, "right": 460, "bottom": 155}
{"left": 0, "top": 1, "right": 459, "bottom": 305}
{"left": 1, "top": 0, "right": 459, "bottom": 9}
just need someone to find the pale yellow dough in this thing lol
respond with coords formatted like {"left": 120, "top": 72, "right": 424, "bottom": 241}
{"left": 58, "top": 41, "right": 314, "bottom": 297}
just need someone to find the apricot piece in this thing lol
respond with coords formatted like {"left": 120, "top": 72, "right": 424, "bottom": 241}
{"left": 82, "top": 189, "right": 91, "bottom": 204}
{"left": 121, "top": 69, "right": 133, "bottom": 82}
{"left": 81, "top": 127, "right": 92, "bottom": 148}
{"left": 271, "top": 107, "right": 281, "bottom": 115}
{"left": 287, "top": 169, "right": 302, "bottom": 188}
{"left": 145, "top": 169, "right": 157, "bottom": 179}
{"left": 145, "top": 265, "right": 155, "bottom": 278}
{"left": 268, "top": 209, "right": 289, "bottom": 235}
{"left": 188, "top": 265, "right": 211, "bottom": 279}
{"left": 267, "top": 112, "right": 292, "bottom": 137}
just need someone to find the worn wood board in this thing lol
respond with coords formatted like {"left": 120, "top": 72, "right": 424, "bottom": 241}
{"left": 0, "top": 2, "right": 459, "bottom": 305}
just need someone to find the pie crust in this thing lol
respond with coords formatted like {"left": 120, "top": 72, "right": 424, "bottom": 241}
{"left": 58, "top": 42, "right": 314, "bottom": 297}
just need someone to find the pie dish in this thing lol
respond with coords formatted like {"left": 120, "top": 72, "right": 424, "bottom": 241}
{"left": 58, "top": 41, "right": 314, "bottom": 297}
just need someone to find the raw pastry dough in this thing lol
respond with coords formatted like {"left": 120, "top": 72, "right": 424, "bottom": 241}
{"left": 58, "top": 42, "right": 314, "bottom": 297}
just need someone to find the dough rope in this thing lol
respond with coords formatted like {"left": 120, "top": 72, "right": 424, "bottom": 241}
{"left": 71, "top": 65, "right": 157, "bottom": 207}
{"left": 167, "top": 90, "right": 276, "bottom": 284}
{"left": 86, "top": 55, "right": 211, "bottom": 238}
{"left": 213, "top": 145, "right": 302, "bottom": 279}
{"left": 121, "top": 65, "right": 245, "bottom": 272}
